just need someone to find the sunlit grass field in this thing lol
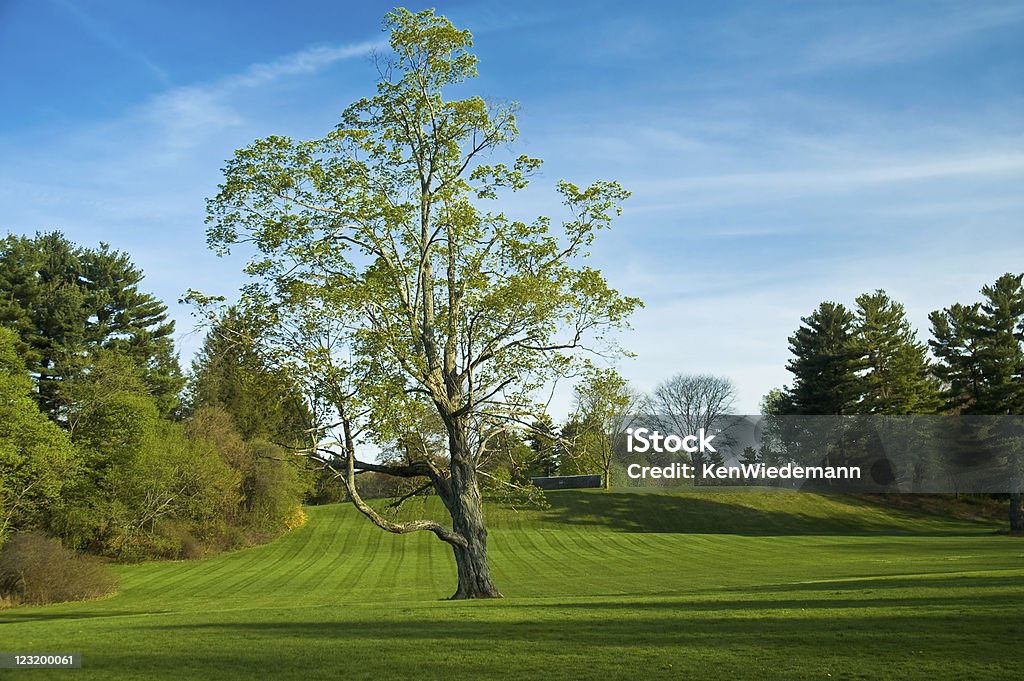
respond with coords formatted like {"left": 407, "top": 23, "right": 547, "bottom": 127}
{"left": 2, "top": 491, "right": 1022, "bottom": 680}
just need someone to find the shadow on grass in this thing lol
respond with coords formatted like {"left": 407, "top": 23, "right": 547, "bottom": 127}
{"left": 146, "top": 609, "right": 1014, "bottom": 640}
{"left": 6, "top": 573, "right": 1020, "bottom": 679}
{"left": 537, "top": 491, "right": 997, "bottom": 536}
{"left": 0, "top": 609, "right": 167, "bottom": 624}
{"left": 502, "top": 574, "right": 1024, "bottom": 611}
{"left": 120, "top": 578, "right": 1022, "bottom": 678}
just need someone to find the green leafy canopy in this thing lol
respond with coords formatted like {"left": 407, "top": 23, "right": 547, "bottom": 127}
{"left": 203, "top": 8, "right": 642, "bottom": 444}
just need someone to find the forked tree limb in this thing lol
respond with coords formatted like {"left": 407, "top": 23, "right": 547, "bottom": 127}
{"left": 328, "top": 417, "right": 468, "bottom": 548}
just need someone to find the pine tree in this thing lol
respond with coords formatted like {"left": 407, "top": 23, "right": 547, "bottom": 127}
{"left": 186, "top": 307, "right": 311, "bottom": 446}
{"left": 524, "top": 416, "right": 559, "bottom": 478}
{"left": 80, "top": 244, "right": 182, "bottom": 413}
{"left": 0, "top": 232, "right": 182, "bottom": 419}
{"left": 783, "top": 302, "right": 862, "bottom": 415}
{"left": 974, "top": 274, "right": 1024, "bottom": 414}
{"left": 929, "top": 303, "right": 984, "bottom": 413}
{"left": 0, "top": 233, "right": 88, "bottom": 413}
{"left": 853, "top": 290, "right": 940, "bottom": 414}
{"left": 930, "top": 273, "right": 1024, "bottom": 532}
{"left": 929, "top": 274, "right": 1024, "bottom": 415}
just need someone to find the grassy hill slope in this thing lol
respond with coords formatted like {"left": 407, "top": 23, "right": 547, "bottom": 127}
{"left": 2, "top": 491, "right": 1022, "bottom": 680}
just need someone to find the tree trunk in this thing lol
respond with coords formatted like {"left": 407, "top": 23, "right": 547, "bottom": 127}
{"left": 1010, "top": 456, "right": 1023, "bottom": 534}
{"left": 441, "top": 419, "right": 502, "bottom": 599}
{"left": 449, "top": 510, "right": 502, "bottom": 599}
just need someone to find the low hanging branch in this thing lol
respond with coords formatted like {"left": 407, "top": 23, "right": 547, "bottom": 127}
{"left": 317, "top": 418, "right": 468, "bottom": 549}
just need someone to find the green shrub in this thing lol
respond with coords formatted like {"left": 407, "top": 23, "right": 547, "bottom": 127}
{"left": 0, "top": 531, "right": 116, "bottom": 607}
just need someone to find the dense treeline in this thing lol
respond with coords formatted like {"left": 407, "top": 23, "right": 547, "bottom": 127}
{"left": 777, "top": 280, "right": 1024, "bottom": 418}
{"left": 774, "top": 278, "right": 1024, "bottom": 531}
{"left": 3, "top": 231, "right": 1021, "bottom": 562}
{"left": 780, "top": 291, "right": 940, "bottom": 416}
{"left": 0, "top": 232, "right": 318, "bottom": 560}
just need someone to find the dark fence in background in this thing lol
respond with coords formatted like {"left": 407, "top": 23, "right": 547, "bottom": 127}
{"left": 531, "top": 474, "right": 603, "bottom": 490}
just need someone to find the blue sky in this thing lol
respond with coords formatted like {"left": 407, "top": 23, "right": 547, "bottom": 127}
{"left": 1, "top": 0, "right": 1022, "bottom": 415}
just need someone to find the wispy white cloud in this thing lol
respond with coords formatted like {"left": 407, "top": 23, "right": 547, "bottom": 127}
{"left": 631, "top": 151, "right": 1024, "bottom": 207}
{"left": 223, "top": 40, "right": 386, "bottom": 89}
{"left": 135, "top": 39, "right": 385, "bottom": 160}
{"left": 602, "top": 236, "right": 1024, "bottom": 413}
{"left": 0, "top": 34, "right": 389, "bottom": 363}
{"left": 139, "top": 89, "right": 245, "bottom": 161}
{"left": 50, "top": 0, "right": 171, "bottom": 85}
{"left": 795, "top": 3, "right": 1024, "bottom": 72}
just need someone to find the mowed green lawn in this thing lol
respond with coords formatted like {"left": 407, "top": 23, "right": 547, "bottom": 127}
{"left": 2, "top": 491, "right": 1022, "bottom": 680}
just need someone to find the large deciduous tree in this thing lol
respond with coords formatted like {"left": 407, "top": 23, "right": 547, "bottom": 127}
{"left": 202, "top": 9, "right": 640, "bottom": 598}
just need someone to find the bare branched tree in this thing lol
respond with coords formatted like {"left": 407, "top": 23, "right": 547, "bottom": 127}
{"left": 648, "top": 374, "right": 738, "bottom": 476}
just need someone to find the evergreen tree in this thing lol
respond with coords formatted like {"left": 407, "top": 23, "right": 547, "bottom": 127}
{"left": 782, "top": 302, "right": 862, "bottom": 415}
{"left": 929, "top": 274, "right": 1024, "bottom": 415}
{"left": 930, "top": 303, "right": 986, "bottom": 413}
{"left": 0, "top": 233, "right": 88, "bottom": 413}
{"left": 186, "top": 307, "right": 312, "bottom": 447}
{"left": 853, "top": 290, "right": 940, "bottom": 414}
{"left": 929, "top": 273, "right": 1024, "bottom": 532}
{"left": 80, "top": 244, "right": 182, "bottom": 413}
{"left": 0, "top": 232, "right": 182, "bottom": 419}
{"left": 524, "top": 416, "right": 559, "bottom": 478}
{"left": 974, "top": 274, "right": 1024, "bottom": 414}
